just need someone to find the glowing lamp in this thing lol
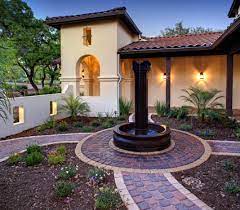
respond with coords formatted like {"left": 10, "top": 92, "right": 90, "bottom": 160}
{"left": 199, "top": 72, "right": 205, "bottom": 80}
{"left": 163, "top": 72, "right": 167, "bottom": 80}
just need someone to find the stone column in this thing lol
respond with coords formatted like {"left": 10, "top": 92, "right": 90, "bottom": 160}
{"left": 132, "top": 61, "right": 151, "bottom": 134}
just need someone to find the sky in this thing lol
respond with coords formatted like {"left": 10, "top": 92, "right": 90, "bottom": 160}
{"left": 25, "top": 0, "right": 234, "bottom": 37}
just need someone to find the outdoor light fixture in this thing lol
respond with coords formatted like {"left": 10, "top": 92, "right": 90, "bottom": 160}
{"left": 163, "top": 72, "right": 167, "bottom": 80}
{"left": 199, "top": 72, "right": 205, "bottom": 80}
{"left": 82, "top": 69, "right": 85, "bottom": 78}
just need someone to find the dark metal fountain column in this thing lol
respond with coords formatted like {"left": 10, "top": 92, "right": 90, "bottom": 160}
{"left": 132, "top": 61, "right": 151, "bottom": 135}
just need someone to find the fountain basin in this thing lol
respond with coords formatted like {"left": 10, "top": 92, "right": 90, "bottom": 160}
{"left": 113, "top": 123, "right": 171, "bottom": 152}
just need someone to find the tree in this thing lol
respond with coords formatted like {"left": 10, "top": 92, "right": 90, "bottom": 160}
{"left": 0, "top": 0, "right": 60, "bottom": 93}
{"left": 160, "top": 21, "right": 215, "bottom": 37}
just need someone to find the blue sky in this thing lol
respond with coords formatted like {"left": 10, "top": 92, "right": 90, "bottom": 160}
{"left": 25, "top": 0, "right": 233, "bottom": 36}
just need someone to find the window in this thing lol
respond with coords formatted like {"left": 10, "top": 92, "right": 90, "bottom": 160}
{"left": 83, "top": 27, "right": 92, "bottom": 46}
{"left": 13, "top": 106, "right": 24, "bottom": 125}
{"left": 50, "top": 101, "right": 57, "bottom": 116}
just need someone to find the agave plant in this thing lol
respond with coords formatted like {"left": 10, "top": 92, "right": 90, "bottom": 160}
{"left": 155, "top": 100, "right": 168, "bottom": 117}
{"left": 61, "top": 94, "right": 90, "bottom": 120}
{"left": 119, "top": 97, "right": 133, "bottom": 117}
{"left": 180, "top": 86, "right": 224, "bottom": 121}
{"left": 0, "top": 83, "right": 10, "bottom": 121}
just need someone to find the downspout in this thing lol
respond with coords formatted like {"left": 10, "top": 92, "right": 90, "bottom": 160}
{"left": 117, "top": 53, "right": 122, "bottom": 116}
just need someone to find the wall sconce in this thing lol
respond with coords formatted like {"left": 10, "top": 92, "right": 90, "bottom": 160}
{"left": 163, "top": 72, "right": 167, "bottom": 80}
{"left": 199, "top": 72, "right": 205, "bottom": 80}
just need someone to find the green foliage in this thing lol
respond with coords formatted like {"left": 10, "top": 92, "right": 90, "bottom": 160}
{"left": 119, "top": 97, "right": 133, "bottom": 117}
{"left": 224, "top": 180, "right": 240, "bottom": 194}
{"left": 25, "top": 151, "right": 44, "bottom": 166}
{"left": 179, "top": 124, "right": 193, "bottom": 131}
{"left": 234, "top": 127, "right": 240, "bottom": 140}
{"left": 223, "top": 160, "right": 235, "bottom": 171}
{"left": 48, "top": 152, "right": 65, "bottom": 165}
{"left": 39, "top": 86, "right": 61, "bottom": 95}
{"left": 160, "top": 21, "right": 215, "bottom": 37}
{"left": 196, "top": 129, "right": 216, "bottom": 138}
{"left": 0, "top": 86, "right": 10, "bottom": 121}
{"left": 81, "top": 126, "right": 94, "bottom": 132}
{"left": 61, "top": 95, "right": 90, "bottom": 120}
{"left": 55, "top": 181, "right": 74, "bottom": 197}
{"left": 26, "top": 144, "right": 42, "bottom": 154}
{"left": 205, "top": 109, "right": 225, "bottom": 122}
{"left": 57, "top": 121, "right": 68, "bottom": 132}
{"left": 56, "top": 145, "right": 66, "bottom": 155}
{"left": 168, "top": 107, "right": 188, "bottom": 120}
{"left": 90, "top": 120, "right": 101, "bottom": 127}
{"left": 95, "top": 187, "right": 122, "bottom": 210}
{"left": 102, "top": 120, "right": 114, "bottom": 129}
{"left": 58, "top": 166, "right": 77, "bottom": 180}
{"left": 37, "top": 117, "right": 56, "bottom": 132}
{"left": 73, "top": 122, "right": 83, "bottom": 128}
{"left": 181, "top": 86, "right": 224, "bottom": 122}
{"left": 87, "top": 167, "right": 107, "bottom": 184}
{"left": 8, "top": 153, "right": 22, "bottom": 165}
{"left": 155, "top": 101, "right": 168, "bottom": 117}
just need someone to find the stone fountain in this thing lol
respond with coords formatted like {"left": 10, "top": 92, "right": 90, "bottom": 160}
{"left": 113, "top": 61, "right": 171, "bottom": 152}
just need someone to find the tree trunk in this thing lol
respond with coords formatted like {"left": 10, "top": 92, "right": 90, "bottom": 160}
{"left": 41, "top": 69, "right": 46, "bottom": 88}
{"left": 49, "top": 74, "right": 54, "bottom": 87}
{"left": 27, "top": 75, "right": 39, "bottom": 93}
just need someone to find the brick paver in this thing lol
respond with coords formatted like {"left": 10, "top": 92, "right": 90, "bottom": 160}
{"left": 122, "top": 172, "right": 202, "bottom": 210}
{"left": 208, "top": 140, "right": 240, "bottom": 154}
{"left": 0, "top": 133, "right": 90, "bottom": 160}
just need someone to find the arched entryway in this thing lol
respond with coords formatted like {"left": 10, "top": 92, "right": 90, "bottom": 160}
{"left": 76, "top": 55, "right": 100, "bottom": 96}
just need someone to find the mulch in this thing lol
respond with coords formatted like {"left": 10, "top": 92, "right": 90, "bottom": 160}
{"left": 0, "top": 144, "right": 126, "bottom": 210}
{"left": 152, "top": 115, "right": 239, "bottom": 141}
{"left": 173, "top": 155, "right": 240, "bottom": 210}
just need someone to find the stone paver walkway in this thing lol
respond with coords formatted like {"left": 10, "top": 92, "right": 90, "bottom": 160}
{"left": 0, "top": 133, "right": 90, "bottom": 160}
{"left": 207, "top": 140, "right": 240, "bottom": 155}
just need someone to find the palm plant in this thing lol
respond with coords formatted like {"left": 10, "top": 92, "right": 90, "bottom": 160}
{"left": 180, "top": 86, "right": 224, "bottom": 121}
{"left": 119, "top": 97, "right": 133, "bottom": 117}
{"left": 0, "top": 82, "right": 10, "bottom": 121}
{"left": 155, "top": 100, "right": 168, "bottom": 117}
{"left": 61, "top": 94, "right": 90, "bottom": 120}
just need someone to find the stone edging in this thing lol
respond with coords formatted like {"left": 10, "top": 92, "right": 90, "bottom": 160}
{"left": 75, "top": 127, "right": 212, "bottom": 173}
{"left": 114, "top": 172, "right": 139, "bottom": 210}
{"left": 211, "top": 152, "right": 240, "bottom": 157}
{"left": 0, "top": 141, "right": 79, "bottom": 163}
{"left": 164, "top": 173, "right": 213, "bottom": 210}
{"left": 109, "top": 139, "right": 176, "bottom": 156}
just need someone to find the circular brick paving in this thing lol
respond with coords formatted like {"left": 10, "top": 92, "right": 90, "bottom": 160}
{"left": 76, "top": 129, "right": 211, "bottom": 173}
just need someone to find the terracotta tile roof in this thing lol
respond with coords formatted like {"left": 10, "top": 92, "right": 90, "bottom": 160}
{"left": 45, "top": 7, "right": 141, "bottom": 35}
{"left": 119, "top": 32, "right": 223, "bottom": 53}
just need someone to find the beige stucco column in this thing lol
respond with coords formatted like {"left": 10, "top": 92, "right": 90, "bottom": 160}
{"left": 98, "top": 75, "right": 119, "bottom": 113}
{"left": 121, "top": 77, "right": 134, "bottom": 101}
{"left": 60, "top": 77, "right": 81, "bottom": 96}
{"left": 82, "top": 78, "right": 94, "bottom": 96}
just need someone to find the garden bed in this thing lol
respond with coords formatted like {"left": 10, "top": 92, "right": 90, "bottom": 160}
{"left": 1, "top": 116, "right": 126, "bottom": 140}
{"left": 152, "top": 115, "right": 239, "bottom": 141}
{"left": 0, "top": 143, "right": 126, "bottom": 209}
{"left": 173, "top": 155, "right": 240, "bottom": 210}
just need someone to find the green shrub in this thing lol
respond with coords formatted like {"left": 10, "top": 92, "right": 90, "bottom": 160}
{"left": 223, "top": 160, "right": 235, "bottom": 171}
{"left": 73, "top": 122, "right": 83, "bottom": 128}
{"left": 167, "top": 108, "right": 179, "bottom": 118}
{"left": 91, "top": 120, "right": 101, "bottom": 127}
{"left": 196, "top": 129, "right": 216, "bottom": 138}
{"left": 206, "top": 109, "right": 225, "bottom": 122}
{"left": 234, "top": 127, "right": 240, "bottom": 140}
{"left": 179, "top": 124, "right": 192, "bottom": 131}
{"left": 25, "top": 151, "right": 44, "bottom": 166}
{"left": 55, "top": 181, "right": 75, "bottom": 197}
{"left": 26, "top": 144, "right": 42, "bottom": 154}
{"left": 39, "top": 86, "right": 61, "bottom": 95}
{"left": 102, "top": 121, "right": 113, "bottom": 129}
{"left": 56, "top": 145, "right": 66, "bottom": 155}
{"left": 8, "top": 153, "right": 22, "bottom": 165}
{"left": 61, "top": 95, "right": 90, "bottom": 120}
{"left": 95, "top": 187, "right": 122, "bottom": 210}
{"left": 48, "top": 152, "right": 65, "bottom": 165}
{"left": 57, "top": 121, "right": 68, "bottom": 132}
{"left": 37, "top": 117, "right": 56, "bottom": 132}
{"left": 168, "top": 107, "right": 188, "bottom": 120}
{"left": 119, "top": 97, "right": 133, "bottom": 117}
{"left": 58, "top": 166, "right": 77, "bottom": 180}
{"left": 224, "top": 180, "right": 240, "bottom": 194}
{"left": 87, "top": 167, "right": 107, "bottom": 184}
{"left": 155, "top": 101, "right": 168, "bottom": 117}
{"left": 81, "top": 126, "right": 94, "bottom": 132}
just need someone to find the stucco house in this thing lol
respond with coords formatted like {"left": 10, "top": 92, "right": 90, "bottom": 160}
{"left": 46, "top": 1, "right": 240, "bottom": 116}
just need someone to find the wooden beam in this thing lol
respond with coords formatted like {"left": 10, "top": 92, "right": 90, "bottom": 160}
{"left": 226, "top": 54, "right": 234, "bottom": 116}
{"left": 166, "top": 57, "right": 171, "bottom": 111}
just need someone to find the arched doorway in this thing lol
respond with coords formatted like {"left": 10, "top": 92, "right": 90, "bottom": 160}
{"left": 76, "top": 55, "right": 100, "bottom": 96}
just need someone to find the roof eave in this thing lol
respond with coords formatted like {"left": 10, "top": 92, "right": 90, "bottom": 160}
{"left": 228, "top": 0, "right": 240, "bottom": 18}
